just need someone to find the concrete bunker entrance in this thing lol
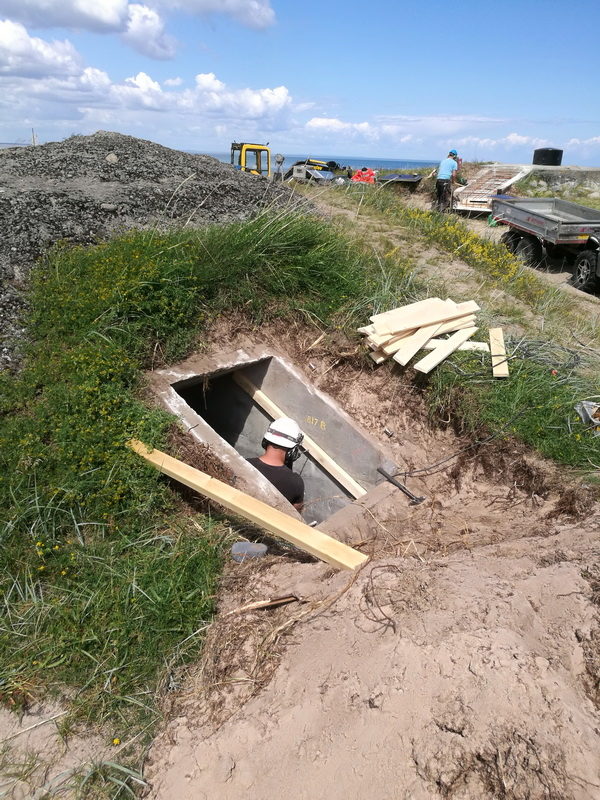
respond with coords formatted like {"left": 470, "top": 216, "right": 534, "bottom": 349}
{"left": 155, "top": 350, "right": 394, "bottom": 526}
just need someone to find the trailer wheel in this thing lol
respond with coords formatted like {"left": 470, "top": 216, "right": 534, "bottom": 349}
{"left": 514, "top": 235, "right": 543, "bottom": 267}
{"left": 569, "top": 250, "right": 598, "bottom": 293}
{"left": 500, "top": 230, "right": 521, "bottom": 253}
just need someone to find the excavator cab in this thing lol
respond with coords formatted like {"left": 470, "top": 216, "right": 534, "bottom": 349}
{"left": 230, "top": 142, "right": 271, "bottom": 178}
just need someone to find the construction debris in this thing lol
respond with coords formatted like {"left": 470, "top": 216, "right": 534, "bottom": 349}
{"left": 359, "top": 298, "right": 508, "bottom": 377}
{"left": 574, "top": 400, "right": 600, "bottom": 436}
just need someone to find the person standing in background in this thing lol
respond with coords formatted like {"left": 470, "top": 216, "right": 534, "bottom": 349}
{"left": 434, "top": 149, "right": 459, "bottom": 212}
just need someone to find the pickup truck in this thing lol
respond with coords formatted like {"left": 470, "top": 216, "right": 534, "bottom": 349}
{"left": 491, "top": 196, "right": 600, "bottom": 292}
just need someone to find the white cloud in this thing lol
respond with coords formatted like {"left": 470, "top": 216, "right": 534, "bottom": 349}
{"left": 163, "top": 76, "right": 182, "bottom": 86}
{"left": 157, "top": 0, "right": 275, "bottom": 29}
{"left": 0, "top": 19, "right": 81, "bottom": 77}
{"left": 306, "top": 117, "right": 376, "bottom": 138}
{"left": 455, "top": 132, "right": 550, "bottom": 150}
{"left": 0, "top": 0, "right": 129, "bottom": 31}
{"left": 0, "top": 0, "right": 276, "bottom": 37}
{"left": 121, "top": 4, "right": 176, "bottom": 59}
{"left": 566, "top": 136, "right": 600, "bottom": 147}
{"left": 195, "top": 72, "right": 225, "bottom": 92}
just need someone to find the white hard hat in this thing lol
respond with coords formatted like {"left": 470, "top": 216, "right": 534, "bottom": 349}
{"left": 264, "top": 417, "right": 303, "bottom": 448}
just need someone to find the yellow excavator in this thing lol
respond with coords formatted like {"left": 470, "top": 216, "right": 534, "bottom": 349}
{"left": 230, "top": 142, "right": 271, "bottom": 177}
{"left": 230, "top": 142, "right": 340, "bottom": 180}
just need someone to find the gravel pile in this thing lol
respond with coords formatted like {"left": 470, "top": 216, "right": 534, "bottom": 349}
{"left": 0, "top": 131, "right": 297, "bottom": 370}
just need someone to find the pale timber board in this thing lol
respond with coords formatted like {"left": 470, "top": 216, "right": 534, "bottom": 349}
{"left": 392, "top": 321, "right": 442, "bottom": 366}
{"left": 371, "top": 298, "right": 450, "bottom": 335}
{"left": 369, "top": 349, "right": 388, "bottom": 365}
{"left": 414, "top": 327, "right": 478, "bottom": 374}
{"left": 373, "top": 300, "right": 480, "bottom": 337}
{"left": 369, "top": 297, "right": 445, "bottom": 327}
{"left": 367, "top": 327, "right": 418, "bottom": 349}
{"left": 370, "top": 297, "right": 442, "bottom": 325}
{"left": 435, "top": 313, "right": 476, "bottom": 335}
{"left": 357, "top": 324, "right": 375, "bottom": 335}
{"left": 128, "top": 441, "right": 368, "bottom": 571}
{"left": 423, "top": 339, "right": 489, "bottom": 352}
{"left": 232, "top": 372, "right": 367, "bottom": 499}
{"left": 489, "top": 327, "right": 509, "bottom": 378}
{"left": 380, "top": 315, "right": 476, "bottom": 357}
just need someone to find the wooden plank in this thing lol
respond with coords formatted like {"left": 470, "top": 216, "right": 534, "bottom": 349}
{"left": 391, "top": 321, "right": 442, "bottom": 366}
{"left": 489, "top": 327, "right": 509, "bottom": 378}
{"left": 370, "top": 297, "right": 443, "bottom": 326}
{"left": 373, "top": 300, "right": 480, "bottom": 337}
{"left": 357, "top": 324, "right": 375, "bottom": 335}
{"left": 128, "top": 441, "right": 368, "bottom": 571}
{"left": 413, "top": 327, "right": 478, "bottom": 374}
{"left": 371, "top": 298, "right": 450, "bottom": 335}
{"left": 369, "top": 348, "right": 388, "bottom": 365}
{"left": 378, "top": 315, "right": 476, "bottom": 358}
{"left": 435, "top": 313, "right": 476, "bottom": 335}
{"left": 423, "top": 339, "right": 489, "bottom": 352}
{"left": 232, "top": 372, "right": 367, "bottom": 499}
{"left": 367, "top": 327, "right": 418, "bottom": 349}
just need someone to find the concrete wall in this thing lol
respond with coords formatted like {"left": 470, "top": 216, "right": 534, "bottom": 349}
{"left": 148, "top": 345, "right": 396, "bottom": 528}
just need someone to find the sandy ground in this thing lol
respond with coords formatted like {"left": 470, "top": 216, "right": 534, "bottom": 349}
{"left": 142, "top": 321, "right": 600, "bottom": 800}
{"left": 3, "top": 168, "right": 600, "bottom": 799}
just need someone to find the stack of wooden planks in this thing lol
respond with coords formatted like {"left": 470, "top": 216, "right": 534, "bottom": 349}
{"left": 359, "top": 298, "right": 509, "bottom": 377}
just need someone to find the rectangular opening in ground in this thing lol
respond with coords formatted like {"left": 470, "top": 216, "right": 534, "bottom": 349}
{"left": 172, "top": 356, "right": 385, "bottom": 524}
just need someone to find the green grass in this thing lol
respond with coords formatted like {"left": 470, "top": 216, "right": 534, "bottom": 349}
{"left": 428, "top": 346, "right": 600, "bottom": 470}
{"left": 0, "top": 208, "right": 416, "bottom": 749}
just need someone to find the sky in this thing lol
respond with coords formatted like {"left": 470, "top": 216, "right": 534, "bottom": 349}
{"left": 1, "top": 0, "right": 600, "bottom": 164}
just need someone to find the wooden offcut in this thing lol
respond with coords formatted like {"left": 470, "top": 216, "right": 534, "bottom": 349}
{"left": 379, "top": 315, "right": 476, "bottom": 358}
{"left": 423, "top": 338, "right": 489, "bottom": 352}
{"left": 128, "top": 440, "right": 368, "bottom": 571}
{"left": 232, "top": 372, "right": 366, "bottom": 499}
{"left": 413, "top": 327, "right": 478, "bottom": 373}
{"left": 489, "top": 327, "right": 509, "bottom": 378}
{"left": 372, "top": 300, "right": 480, "bottom": 337}
{"left": 392, "top": 321, "right": 442, "bottom": 366}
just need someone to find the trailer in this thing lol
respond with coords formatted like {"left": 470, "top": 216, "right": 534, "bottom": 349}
{"left": 491, "top": 196, "right": 600, "bottom": 292}
{"left": 453, "top": 164, "right": 531, "bottom": 212}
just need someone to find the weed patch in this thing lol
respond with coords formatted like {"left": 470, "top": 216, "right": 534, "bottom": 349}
{"left": 0, "top": 210, "right": 415, "bottom": 739}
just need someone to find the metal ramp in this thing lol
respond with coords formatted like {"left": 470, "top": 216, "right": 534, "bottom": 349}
{"left": 453, "top": 164, "right": 531, "bottom": 212}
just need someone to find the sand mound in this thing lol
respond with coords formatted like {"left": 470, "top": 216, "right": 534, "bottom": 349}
{"left": 142, "top": 323, "right": 600, "bottom": 800}
{"left": 146, "top": 527, "right": 600, "bottom": 800}
{"left": 0, "top": 131, "right": 297, "bottom": 369}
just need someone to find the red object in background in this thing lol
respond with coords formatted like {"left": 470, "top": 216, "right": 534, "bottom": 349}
{"left": 351, "top": 168, "right": 376, "bottom": 184}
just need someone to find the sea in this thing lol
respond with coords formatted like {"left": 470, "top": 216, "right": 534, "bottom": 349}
{"left": 207, "top": 152, "right": 437, "bottom": 171}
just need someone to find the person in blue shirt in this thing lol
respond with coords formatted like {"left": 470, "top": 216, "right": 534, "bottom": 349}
{"left": 434, "top": 149, "right": 459, "bottom": 212}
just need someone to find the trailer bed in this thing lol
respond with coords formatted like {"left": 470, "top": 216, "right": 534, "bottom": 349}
{"left": 491, "top": 197, "right": 600, "bottom": 245}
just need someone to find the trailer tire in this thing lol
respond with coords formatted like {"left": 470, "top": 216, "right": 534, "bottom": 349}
{"left": 500, "top": 230, "right": 521, "bottom": 253}
{"left": 514, "top": 235, "right": 543, "bottom": 267}
{"left": 569, "top": 250, "right": 598, "bottom": 293}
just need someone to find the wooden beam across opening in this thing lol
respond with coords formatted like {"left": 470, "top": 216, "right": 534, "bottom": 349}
{"left": 232, "top": 372, "right": 367, "bottom": 499}
{"left": 128, "top": 440, "right": 368, "bottom": 571}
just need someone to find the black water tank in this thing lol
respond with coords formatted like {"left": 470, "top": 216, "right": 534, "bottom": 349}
{"left": 533, "top": 147, "right": 563, "bottom": 166}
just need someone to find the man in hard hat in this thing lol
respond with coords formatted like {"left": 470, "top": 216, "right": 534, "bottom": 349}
{"left": 434, "top": 149, "right": 459, "bottom": 212}
{"left": 247, "top": 417, "right": 305, "bottom": 510}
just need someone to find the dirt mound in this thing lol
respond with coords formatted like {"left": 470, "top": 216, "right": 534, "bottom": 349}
{"left": 140, "top": 322, "right": 600, "bottom": 800}
{"left": 146, "top": 530, "right": 600, "bottom": 800}
{"left": 0, "top": 131, "right": 297, "bottom": 370}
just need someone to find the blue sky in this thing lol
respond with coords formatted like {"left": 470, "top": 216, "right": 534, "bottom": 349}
{"left": 1, "top": 0, "right": 600, "bottom": 164}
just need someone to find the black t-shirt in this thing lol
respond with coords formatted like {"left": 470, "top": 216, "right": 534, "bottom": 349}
{"left": 247, "top": 458, "right": 304, "bottom": 505}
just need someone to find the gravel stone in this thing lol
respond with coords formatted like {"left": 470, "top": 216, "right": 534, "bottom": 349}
{"left": 0, "top": 131, "right": 299, "bottom": 371}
